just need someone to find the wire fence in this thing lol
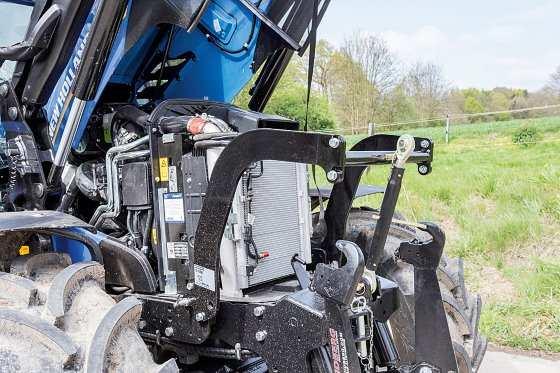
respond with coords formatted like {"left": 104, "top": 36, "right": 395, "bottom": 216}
{"left": 319, "top": 104, "right": 560, "bottom": 139}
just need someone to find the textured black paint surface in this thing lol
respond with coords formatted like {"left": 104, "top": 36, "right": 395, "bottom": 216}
{"left": 397, "top": 223, "right": 458, "bottom": 372}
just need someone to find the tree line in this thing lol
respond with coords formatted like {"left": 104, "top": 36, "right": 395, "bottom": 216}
{"left": 238, "top": 33, "right": 560, "bottom": 133}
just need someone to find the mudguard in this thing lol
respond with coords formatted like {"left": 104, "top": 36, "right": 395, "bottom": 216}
{"left": 0, "top": 211, "right": 157, "bottom": 293}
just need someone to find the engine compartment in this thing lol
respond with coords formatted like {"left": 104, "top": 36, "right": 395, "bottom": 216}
{"left": 46, "top": 99, "right": 312, "bottom": 297}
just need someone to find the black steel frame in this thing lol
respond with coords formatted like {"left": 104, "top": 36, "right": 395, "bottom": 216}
{"left": 186, "top": 129, "right": 346, "bottom": 321}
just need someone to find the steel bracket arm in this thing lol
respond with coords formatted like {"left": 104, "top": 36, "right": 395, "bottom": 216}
{"left": 187, "top": 129, "right": 346, "bottom": 322}
{"left": 322, "top": 134, "right": 433, "bottom": 262}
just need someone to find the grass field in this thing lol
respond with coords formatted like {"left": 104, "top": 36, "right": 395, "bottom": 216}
{"left": 345, "top": 116, "right": 560, "bottom": 352}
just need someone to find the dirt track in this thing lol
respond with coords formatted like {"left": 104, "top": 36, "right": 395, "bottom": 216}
{"left": 480, "top": 350, "right": 560, "bottom": 372}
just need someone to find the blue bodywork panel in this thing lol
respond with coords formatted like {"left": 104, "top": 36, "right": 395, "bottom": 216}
{"left": 41, "top": 0, "right": 272, "bottom": 262}
{"left": 162, "top": 0, "right": 268, "bottom": 102}
{"left": 1, "top": 0, "right": 35, "bottom": 6}
{"left": 52, "top": 234, "right": 92, "bottom": 262}
{"left": 52, "top": 227, "right": 107, "bottom": 263}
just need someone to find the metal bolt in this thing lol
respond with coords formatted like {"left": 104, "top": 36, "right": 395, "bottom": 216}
{"left": 255, "top": 330, "right": 268, "bottom": 342}
{"left": 234, "top": 343, "right": 242, "bottom": 360}
{"left": 151, "top": 127, "right": 158, "bottom": 133}
{"left": 421, "top": 139, "right": 430, "bottom": 149}
{"left": 418, "top": 165, "right": 429, "bottom": 174}
{"left": 8, "top": 107, "right": 18, "bottom": 120}
{"left": 138, "top": 320, "right": 147, "bottom": 330}
{"left": 418, "top": 367, "right": 433, "bottom": 373}
{"left": 186, "top": 282, "right": 195, "bottom": 290}
{"left": 195, "top": 312, "right": 206, "bottom": 322}
{"left": 253, "top": 306, "right": 266, "bottom": 317}
{"left": 0, "top": 84, "right": 8, "bottom": 97}
{"left": 328, "top": 137, "right": 341, "bottom": 149}
{"left": 326, "top": 170, "right": 339, "bottom": 182}
{"left": 164, "top": 326, "right": 174, "bottom": 337}
{"left": 33, "top": 183, "right": 44, "bottom": 198}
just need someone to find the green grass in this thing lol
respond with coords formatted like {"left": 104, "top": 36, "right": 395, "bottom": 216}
{"left": 342, "top": 116, "right": 560, "bottom": 352}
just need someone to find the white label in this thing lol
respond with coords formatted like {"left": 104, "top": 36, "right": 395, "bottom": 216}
{"left": 167, "top": 242, "right": 189, "bottom": 259}
{"left": 169, "top": 166, "right": 178, "bottom": 192}
{"left": 162, "top": 133, "right": 175, "bottom": 144}
{"left": 194, "top": 264, "right": 215, "bottom": 291}
{"left": 213, "top": 18, "right": 222, "bottom": 33}
{"left": 163, "top": 193, "right": 184, "bottom": 223}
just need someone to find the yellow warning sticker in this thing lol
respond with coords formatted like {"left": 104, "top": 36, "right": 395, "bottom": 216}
{"left": 19, "top": 245, "right": 30, "bottom": 256}
{"left": 152, "top": 228, "right": 158, "bottom": 245}
{"left": 159, "top": 157, "right": 169, "bottom": 182}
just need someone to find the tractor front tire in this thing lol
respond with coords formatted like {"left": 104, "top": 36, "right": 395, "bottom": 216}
{"left": 345, "top": 208, "right": 487, "bottom": 373}
{"left": 0, "top": 253, "right": 177, "bottom": 373}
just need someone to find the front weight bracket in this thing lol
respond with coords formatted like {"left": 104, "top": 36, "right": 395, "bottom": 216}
{"left": 396, "top": 223, "right": 458, "bottom": 373}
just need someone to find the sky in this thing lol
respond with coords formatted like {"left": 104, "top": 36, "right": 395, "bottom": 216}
{"left": 319, "top": 0, "right": 560, "bottom": 91}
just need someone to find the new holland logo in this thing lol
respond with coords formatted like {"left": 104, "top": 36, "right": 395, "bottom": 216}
{"left": 48, "top": 29, "right": 90, "bottom": 139}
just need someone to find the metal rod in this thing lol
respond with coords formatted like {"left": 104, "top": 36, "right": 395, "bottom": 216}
{"left": 48, "top": 98, "right": 87, "bottom": 184}
{"left": 89, "top": 136, "right": 149, "bottom": 226}
{"left": 94, "top": 149, "right": 150, "bottom": 228}
{"left": 366, "top": 135, "right": 415, "bottom": 269}
{"left": 345, "top": 151, "right": 430, "bottom": 166}
{"left": 237, "top": 0, "right": 301, "bottom": 51}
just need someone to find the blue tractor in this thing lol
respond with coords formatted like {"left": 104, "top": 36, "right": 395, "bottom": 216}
{"left": 0, "top": 1, "right": 485, "bottom": 372}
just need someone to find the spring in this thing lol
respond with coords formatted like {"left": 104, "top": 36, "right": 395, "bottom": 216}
{"left": 1, "top": 156, "right": 17, "bottom": 204}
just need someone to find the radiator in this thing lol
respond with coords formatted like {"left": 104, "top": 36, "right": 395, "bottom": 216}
{"left": 228, "top": 160, "right": 312, "bottom": 290}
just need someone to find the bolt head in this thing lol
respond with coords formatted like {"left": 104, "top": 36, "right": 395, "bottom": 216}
{"left": 253, "top": 306, "right": 265, "bottom": 317}
{"left": 255, "top": 330, "right": 267, "bottom": 342}
{"left": 0, "top": 84, "right": 8, "bottom": 97}
{"left": 186, "top": 282, "right": 195, "bottom": 290}
{"left": 195, "top": 312, "right": 206, "bottom": 322}
{"left": 421, "top": 140, "right": 430, "bottom": 148}
{"left": 164, "top": 326, "right": 174, "bottom": 337}
{"left": 328, "top": 137, "right": 341, "bottom": 149}
{"left": 138, "top": 320, "right": 147, "bottom": 330}
{"left": 418, "top": 367, "right": 433, "bottom": 373}
{"left": 8, "top": 107, "right": 18, "bottom": 121}
{"left": 33, "top": 183, "right": 44, "bottom": 198}
{"left": 326, "top": 170, "right": 339, "bottom": 182}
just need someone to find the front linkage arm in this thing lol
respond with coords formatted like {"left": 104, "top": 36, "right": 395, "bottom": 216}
{"left": 321, "top": 133, "right": 459, "bottom": 372}
{"left": 397, "top": 224, "right": 458, "bottom": 373}
{"left": 321, "top": 134, "right": 433, "bottom": 264}
{"left": 188, "top": 129, "right": 346, "bottom": 322}
{"left": 216, "top": 240, "right": 367, "bottom": 373}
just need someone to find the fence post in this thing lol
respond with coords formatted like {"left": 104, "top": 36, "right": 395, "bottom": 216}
{"left": 445, "top": 114, "right": 450, "bottom": 144}
{"left": 368, "top": 122, "right": 375, "bottom": 136}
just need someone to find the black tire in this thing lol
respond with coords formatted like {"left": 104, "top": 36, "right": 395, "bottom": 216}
{"left": 344, "top": 208, "right": 487, "bottom": 373}
{"left": 0, "top": 253, "right": 177, "bottom": 373}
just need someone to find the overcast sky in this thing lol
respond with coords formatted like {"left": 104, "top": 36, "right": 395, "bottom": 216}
{"left": 319, "top": 0, "right": 560, "bottom": 91}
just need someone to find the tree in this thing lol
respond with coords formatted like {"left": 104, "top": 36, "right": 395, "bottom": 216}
{"left": 342, "top": 32, "right": 399, "bottom": 95}
{"left": 328, "top": 51, "right": 378, "bottom": 133}
{"left": 489, "top": 90, "right": 512, "bottom": 121}
{"left": 235, "top": 62, "right": 335, "bottom": 131}
{"left": 313, "top": 40, "right": 336, "bottom": 99}
{"left": 321, "top": 33, "right": 399, "bottom": 133}
{"left": 549, "top": 66, "right": 560, "bottom": 96}
{"left": 378, "top": 82, "right": 415, "bottom": 124}
{"left": 404, "top": 62, "right": 449, "bottom": 120}
{"left": 463, "top": 96, "right": 484, "bottom": 115}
